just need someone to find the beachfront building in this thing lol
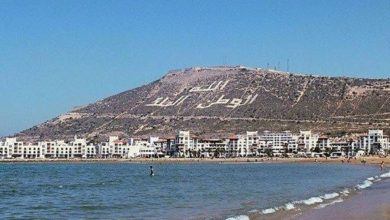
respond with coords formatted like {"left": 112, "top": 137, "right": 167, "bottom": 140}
{"left": 40, "top": 140, "right": 68, "bottom": 158}
{"left": 230, "top": 131, "right": 259, "bottom": 157}
{"left": 98, "top": 136, "right": 136, "bottom": 158}
{"left": 98, "top": 136, "right": 160, "bottom": 158}
{"left": 71, "top": 136, "right": 96, "bottom": 158}
{"left": 355, "top": 130, "right": 389, "bottom": 155}
{"left": 0, "top": 138, "right": 45, "bottom": 159}
{"left": 148, "top": 136, "right": 167, "bottom": 157}
{"left": 172, "top": 131, "right": 198, "bottom": 157}
{"left": 317, "top": 136, "right": 331, "bottom": 152}
{"left": 298, "top": 131, "right": 319, "bottom": 152}
{"left": 109, "top": 136, "right": 131, "bottom": 158}
{"left": 226, "top": 135, "right": 239, "bottom": 157}
{"left": 329, "top": 141, "right": 350, "bottom": 154}
{"left": 153, "top": 138, "right": 174, "bottom": 157}
{"left": 0, "top": 136, "right": 97, "bottom": 159}
{"left": 258, "top": 131, "right": 298, "bottom": 156}
{"left": 134, "top": 139, "right": 157, "bottom": 158}
{"left": 0, "top": 138, "right": 24, "bottom": 159}
{"left": 39, "top": 137, "right": 96, "bottom": 159}
{"left": 98, "top": 142, "right": 111, "bottom": 158}
{"left": 196, "top": 138, "right": 228, "bottom": 158}
{"left": 0, "top": 141, "right": 5, "bottom": 159}
{"left": 2, "top": 129, "right": 388, "bottom": 160}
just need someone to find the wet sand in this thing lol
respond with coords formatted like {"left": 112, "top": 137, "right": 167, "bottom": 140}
{"left": 294, "top": 177, "right": 390, "bottom": 220}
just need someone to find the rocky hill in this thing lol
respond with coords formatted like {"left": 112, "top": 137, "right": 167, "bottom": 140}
{"left": 14, "top": 66, "right": 390, "bottom": 141}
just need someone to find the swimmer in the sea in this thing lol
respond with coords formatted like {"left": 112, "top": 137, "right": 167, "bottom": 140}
{"left": 150, "top": 166, "right": 154, "bottom": 176}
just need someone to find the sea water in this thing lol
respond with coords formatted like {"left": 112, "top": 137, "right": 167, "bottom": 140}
{"left": 0, "top": 163, "right": 383, "bottom": 219}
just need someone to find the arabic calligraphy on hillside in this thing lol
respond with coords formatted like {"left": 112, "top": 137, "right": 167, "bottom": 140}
{"left": 145, "top": 95, "right": 190, "bottom": 107}
{"left": 196, "top": 94, "right": 258, "bottom": 109}
{"left": 145, "top": 93, "right": 258, "bottom": 109}
{"left": 145, "top": 80, "right": 258, "bottom": 109}
{"left": 189, "top": 80, "right": 229, "bottom": 92}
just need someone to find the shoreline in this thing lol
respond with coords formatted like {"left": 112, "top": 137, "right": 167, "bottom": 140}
{"left": 245, "top": 173, "right": 390, "bottom": 220}
{"left": 245, "top": 167, "right": 390, "bottom": 220}
{"left": 0, "top": 156, "right": 389, "bottom": 167}
{"left": 293, "top": 177, "right": 390, "bottom": 220}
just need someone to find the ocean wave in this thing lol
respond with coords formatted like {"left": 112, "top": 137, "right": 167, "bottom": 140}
{"left": 380, "top": 171, "right": 390, "bottom": 178}
{"left": 300, "top": 197, "right": 323, "bottom": 205}
{"left": 251, "top": 173, "right": 387, "bottom": 217}
{"left": 321, "top": 192, "right": 339, "bottom": 200}
{"left": 356, "top": 180, "right": 372, "bottom": 189}
{"left": 225, "top": 215, "right": 250, "bottom": 220}
{"left": 316, "top": 198, "right": 344, "bottom": 209}
{"left": 340, "top": 189, "right": 349, "bottom": 195}
{"left": 284, "top": 203, "right": 295, "bottom": 210}
{"left": 262, "top": 208, "right": 277, "bottom": 214}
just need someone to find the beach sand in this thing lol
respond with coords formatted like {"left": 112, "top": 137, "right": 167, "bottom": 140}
{"left": 294, "top": 177, "right": 390, "bottom": 220}
{"left": 1, "top": 156, "right": 389, "bottom": 167}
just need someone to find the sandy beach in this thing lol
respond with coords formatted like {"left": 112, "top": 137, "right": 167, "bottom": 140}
{"left": 294, "top": 177, "right": 390, "bottom": 220}
{"left": 1, "top": 156, "right": 389, "bottom": 167}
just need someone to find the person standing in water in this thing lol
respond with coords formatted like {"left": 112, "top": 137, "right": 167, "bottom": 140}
{"left": 150, "top": 166, "right": 154, "bottom": 176}
{"left": 380, "top": 161, "right": 384, "bottom": 171}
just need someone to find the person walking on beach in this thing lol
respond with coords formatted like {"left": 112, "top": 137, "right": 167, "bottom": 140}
{"left": 150, "top": 166, "right": 155, "bottom": 176}
{"left": 380, "top": 161, "right": 384, "bottom": 171}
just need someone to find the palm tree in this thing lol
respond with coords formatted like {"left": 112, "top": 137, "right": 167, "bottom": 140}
{"left": 214, "top": 148, "right": 220, "bottom": 158}
{"left": 283, "top": 143, "right": 289, "bottom": 157}
{"left": 220, "top": 148, "right": 226, "bottom": 158}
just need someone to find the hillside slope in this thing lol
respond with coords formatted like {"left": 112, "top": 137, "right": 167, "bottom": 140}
{"left": 15, "top": 66, "right": 390, "bottom": 141}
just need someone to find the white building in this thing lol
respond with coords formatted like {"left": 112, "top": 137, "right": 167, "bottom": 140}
{"left": 71, "top": 136, "right": 96, "bottom": 158}
{"left": 172, "top": 131, "right": 197, "bottom": 157}
{"left": 356, "top": 129, "right": 389, "bottom": 155}
{"left": 317, "top": 136, "right": 331, "bottom": 151}
{"left": 99, "top": 136, "right": 133, "bottom": 158}
{"left": 0, "top": 138, "right": 24, "bottom": 159}
{"left": 259, "top": 131, "right": 298, "bottom": 154}
{"left": 0, "top": 136, "right": 97, "bottom": 159}
{"left": 196, "top": 138, "right": 228, "bottom": 158}
{"left": 134, "top": 139, "right": 156, "bottom": 158}
{"left": 228, "top": 131, "right": 258, "bottom": 157}
{"left": 298, "top": 131, "right": 319, "bottom": 152}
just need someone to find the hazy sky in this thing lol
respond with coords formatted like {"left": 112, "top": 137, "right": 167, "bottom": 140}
{"left": 0, "top": 0, "right": 389, "bottom": 136}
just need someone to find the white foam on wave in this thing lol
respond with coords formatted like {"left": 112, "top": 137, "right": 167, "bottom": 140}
{"left": 340, "top": 189, "right": 349, "bottom": 196}
{"left": 367, "top": 177, "right": 374, "bottom": 181}
{"left": 225, "top": 215, "right": 250, "bottom": 220}
{"left": 380, "top": 171, "right": 390, "bottom": 178}
{"left": 248, "top": 209, "right": 258, "bottom": 213}
{"left": 284, "top": 203, "right": 295, "bottom": 210}
{"left": 321, "top": 192, "right": 339, "bottom": 200}
{"left": 262, "top": 208, "right": 277, "bottom": 214}
{"left": 301, "top": 197, "right": 323, "bottom": 205}
{"left": 356, "top": 180, "right": 372, "bottom": 189}
{"left": 316, "top": 198, "right": 344, "bottom": 209}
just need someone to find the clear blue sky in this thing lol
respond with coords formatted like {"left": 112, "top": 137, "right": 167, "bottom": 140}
{"left": 0, "top": 0, "right": 389, "bottom": 136}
